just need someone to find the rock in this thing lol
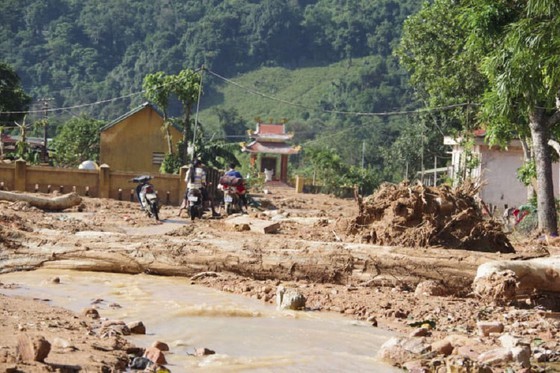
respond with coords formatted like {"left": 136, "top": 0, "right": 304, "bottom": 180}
{"left": 477, "top": 321, "right": 504, "bottom": 336}
{"left": 82, "top": 307, "right": 100, "bottom": 319}
{"left": 233, "top": 223, "right": 250, "bottom": 231}
{"left": 401, "top": 337, "right": 430, "bottom": 355}
{"left": 194, "top": 347, "right": 215, "bottom": 356}
{"left": 376, "top": 337, "right": 416, "bottom": 365}
{"left": 477, "top": 347, "right": 512, "bottom": 365}
{"left": 410, "top": 327, "right": 430, "bottom": 337}
{"left": 455, "top": 345, "right": 483, "bottom": 361}
{"left": 127, "top": 321, "right": 146, "bottom": 334}
{"left": 17, "top": 334, "right": 51, "bottom": 362}
{"left": 151, "top": 341, "right": 169, "bottom": 351}
{"left": 414, "top": 280, "right": 448, "bottom": 297}
{"left": 100, "top": 320, "right": 130, "bottom": 336}
{"left": 144, "top": 346, "right": 167, "bottom": 365}
{"left": 402, "top": 360, "right": 428, "bottom": 372}
{"left": 431, "top": 339, "right": 453, "bottom": 356}
{"left": 276, "top": 285, "right": 306, "bottom": 310}
{"left": 392, "top": 309, "right": 409, "bottom": 319}
{"left": 443, "top": 356, "right": 491, "bottom": 373}
{"left": 511, "top": 345, "right": 531, "bottom": 368}
{"left": 498, "top": 333, "right": 520, "bottom": 349}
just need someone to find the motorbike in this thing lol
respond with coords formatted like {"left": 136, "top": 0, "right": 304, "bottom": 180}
{"left": 220, "top": 184, "right": 244, "bottom": 216}
{"left": 131, "top": 175, "right": 160, "bottom": 221}
{"left": 186, "top": 187, "right": 204, "bottom": 221}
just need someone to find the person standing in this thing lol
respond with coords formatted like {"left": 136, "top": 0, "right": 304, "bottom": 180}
{"left": 178, "top": 159, "right": 206, "bottom": 217}
{"left": 224, "top": 163, "right": 248, "bottom": 213}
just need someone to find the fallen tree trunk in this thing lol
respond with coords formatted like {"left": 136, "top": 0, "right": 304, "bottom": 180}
{"left": 473, "top": 257, "right": 560, "bottom": 300}
{"left": 0, "top": 190, "right": 82, "bottom": 211}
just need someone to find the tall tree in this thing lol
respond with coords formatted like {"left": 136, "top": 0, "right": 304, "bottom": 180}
{"left": 0, "top": 62, "right": 32, "bottom": 124}
{"left": 142, "top": 72, "right": 173, "bottom": 154}
{"left": 463, "top": 0, "right": 560, "bottom": 235}
{"left": 399, "top": 0, "right": 560, "bottom": 235}
{"left": 169, "top": 68, "right": 202, "bottom": 165}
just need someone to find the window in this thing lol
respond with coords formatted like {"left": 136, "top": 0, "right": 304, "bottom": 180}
{"left": 152, "top": 152, "right": 165, "bottom": 165}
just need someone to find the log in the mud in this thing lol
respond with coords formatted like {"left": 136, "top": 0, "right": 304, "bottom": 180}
{"left": 0, "top": 190, "right": 82, "bottom": 211}
{"left": 473, "top": 257, "right": 560, "bottom": 298}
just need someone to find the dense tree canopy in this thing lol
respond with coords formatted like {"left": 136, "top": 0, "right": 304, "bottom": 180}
{"left": 51, "top": 115, "right": 105, "bottom": 167}
{"left": 399, "top": 0, "right": 560, "bottom": 234}
{"left": 0, "top": 0, "right": 420, "bottom": 120}
{"left": 0, "top": 62, "right": 32, "bottom": 125}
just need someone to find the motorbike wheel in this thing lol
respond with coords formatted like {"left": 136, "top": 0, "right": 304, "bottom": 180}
{"left": 189, "top": 205, "right": 198, "bottom": 221}
{"left": 225, "top": 203, "right": 233, "bottom": 216}
{"left": 152, "top": 202, "right": 160, "bottom": 221}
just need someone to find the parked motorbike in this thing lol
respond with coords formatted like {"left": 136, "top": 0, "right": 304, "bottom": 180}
{"left": 186, "top": 187, "right": 204, "bottom": 221}
{"left": 131, "top": 175, "right": 160, "bottom": 221}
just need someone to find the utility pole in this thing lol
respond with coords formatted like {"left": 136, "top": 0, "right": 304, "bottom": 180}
{"left": 38, "top": 98, "right": 54, "bottom": 163}
{"left": 361, "top": 140, "right": 365, "bottom": 169}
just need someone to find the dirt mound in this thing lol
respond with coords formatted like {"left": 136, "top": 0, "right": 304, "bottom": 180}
{"left": 348, "top": 181, "right": 514, "bottom": 253}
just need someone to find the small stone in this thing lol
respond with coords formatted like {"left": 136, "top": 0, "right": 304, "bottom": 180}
{"left": 478, "top": 347, "right": 512, "bottom": 365}
{"left": 194, "top": 347, "right": 215, "bottom": 356}
{"left": 367, "top": 316, "right": 378, "bottom": 327}
{"left": 414, "top": 280, "right": 447, "bottom": 297}
{"left": 82, "top": 307, "right": 100, "bottom": 319}
{"left": 511, "top": 345, "right": 531, "bottom": 368}
{"left": 127, "top": 321, "right": 146, "bottom": 334}
{"left": 17, "top": 334, "right": 51, "bottom": 362}
{"left": 402, "top": 360, "right": 428, "bottom": 372}
{"left": 477, "top": 321, "right": 504, "bottom": 336}
{"left": 455, "top": 345, "right": 481, "bottom": 360}
{"left": 410, "top": 327, "right": 430, "bottom": 337}
{"left": 432, "top": 340, "right": 453, "bottom": 356}
{"left": 144, "top": 346, "right": 167, "bottom": 365}
{"left": 499, "top": 333, "right": 520, "bottom": 349}
{"left": 151, "top": 341, "right": 169, "bottom": 351}
{"left": 276, "top": 285, "right": 306, "bottom": 310}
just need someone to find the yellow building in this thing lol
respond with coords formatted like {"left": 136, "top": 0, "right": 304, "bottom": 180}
{"left": 100, "top": 102, "right": 182, "bottom": 174}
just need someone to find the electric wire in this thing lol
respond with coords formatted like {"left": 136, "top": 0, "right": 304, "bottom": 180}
{"left": 205, "top": 68, "right": 479, "bottom": 117}
{"left": 1, "top": 67, "right": 477, "bottom": 118}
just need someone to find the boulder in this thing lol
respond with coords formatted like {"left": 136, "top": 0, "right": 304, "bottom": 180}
{"left": 276, "top": 285, "right": 306, "bottom": 310}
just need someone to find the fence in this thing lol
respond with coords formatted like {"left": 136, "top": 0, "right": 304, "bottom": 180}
{"left": 0, "top": 160, "right": 221, "bottom": 206}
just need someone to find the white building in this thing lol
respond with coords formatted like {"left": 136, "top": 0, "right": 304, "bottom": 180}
{"left": 444, "top": 130, "right": 559, "bottom": 212}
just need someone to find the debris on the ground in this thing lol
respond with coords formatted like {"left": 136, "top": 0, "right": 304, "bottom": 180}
{"left": 347, "top": 181, "right": 514, "bottom": 253}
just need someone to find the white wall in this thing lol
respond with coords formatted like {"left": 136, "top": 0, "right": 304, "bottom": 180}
{"left": 444, "top": 136, "right": 560, "bottom": 211}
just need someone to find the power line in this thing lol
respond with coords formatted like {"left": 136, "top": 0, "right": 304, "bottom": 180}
{"left": 0, "top": 67, "right": 478, "bottom": 118}
{"left": 205, "top": 68, "right": 478, "bottom": 117}
{"left": 0, "top": 91, "right": 143, "bottom": 115}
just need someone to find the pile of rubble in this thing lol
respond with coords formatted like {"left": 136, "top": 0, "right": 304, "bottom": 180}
{"left": 348, "top": 181, "right": 514, "bottom": 253}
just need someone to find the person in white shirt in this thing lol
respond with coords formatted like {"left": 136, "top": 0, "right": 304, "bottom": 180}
{"left": 178, "top": 159, "right": 206, "bottom": 217}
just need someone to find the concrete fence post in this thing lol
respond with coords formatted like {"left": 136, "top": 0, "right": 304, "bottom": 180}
{"left": 14, "top": 159, "right": 27, "bottom": 192}
{"left": 99, "top": 164, "right": 110, "bottom": 199}
{"left": 295, "top": 175, "right": 304, "bottom": 194}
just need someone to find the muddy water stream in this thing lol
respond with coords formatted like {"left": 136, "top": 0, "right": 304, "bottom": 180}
{"left": 0, "top": 269, "right": 399, "bottom": 372}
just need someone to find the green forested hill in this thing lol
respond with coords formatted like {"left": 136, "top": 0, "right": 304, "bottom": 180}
{"left": 1, "top": 0, "right": 420, "bottom": 119}
{"left": 1, "top": 0, "right": 432, "bottom": 186}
